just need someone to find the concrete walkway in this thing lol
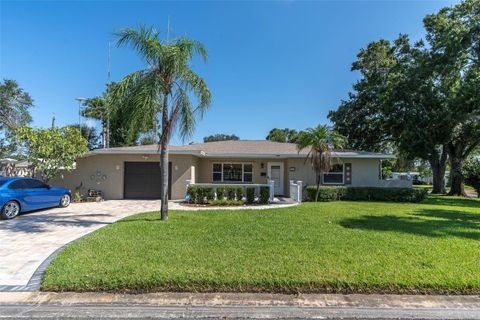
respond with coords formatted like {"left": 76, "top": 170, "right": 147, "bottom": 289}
{"left": 0, "top": 200, "right": 298, "bottom": 291}
{"left": 1, "top": 292, "right": 479, "bottom": 319}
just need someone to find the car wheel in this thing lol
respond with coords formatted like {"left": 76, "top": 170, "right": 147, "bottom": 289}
{"left": 59, "top": 194, "right": 71, "bottom": 208}
{"left": 1, "top": 201, "right": 20, "bottom": 220}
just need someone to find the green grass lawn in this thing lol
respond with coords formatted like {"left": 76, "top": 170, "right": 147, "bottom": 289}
{"left": 42, "top": 195, "right": 480, "bottom": 294}
{"left": 414, "top": 184, "right": 476, "bottom": 192}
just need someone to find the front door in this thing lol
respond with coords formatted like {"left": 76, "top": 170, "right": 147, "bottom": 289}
{"left": 267, "top": 162, "right": 284, "bottom": 195}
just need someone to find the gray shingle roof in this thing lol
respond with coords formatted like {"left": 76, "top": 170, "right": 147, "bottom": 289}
{"left": 87, "top": 140, "right": 395, "bottom": 159}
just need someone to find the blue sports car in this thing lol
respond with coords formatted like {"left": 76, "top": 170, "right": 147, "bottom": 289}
{"left": 0, "top": 177, "right": 71, "bottom": 220}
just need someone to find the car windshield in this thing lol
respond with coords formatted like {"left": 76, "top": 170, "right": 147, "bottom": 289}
{"left": 0, "top": 179, "right": 9, "bottom": 187}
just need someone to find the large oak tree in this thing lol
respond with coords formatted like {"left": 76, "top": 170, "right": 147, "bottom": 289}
{"left": 329, "top": 0, "right": 479, "bottom": 195}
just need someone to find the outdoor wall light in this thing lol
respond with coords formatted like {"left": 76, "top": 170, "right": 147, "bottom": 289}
{"left": 289, "top": 167, "right": 296, "bottom": 172}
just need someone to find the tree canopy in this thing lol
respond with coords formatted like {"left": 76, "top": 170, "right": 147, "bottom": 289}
{"left": 266, "top": 128, "right": 300, "bottom": 143}
{"left": 203, "top": 134, "right": 239, "bottom": 143}
{"left": 329, "top": 0, "right": 480, "bottom": 195}
{"left": 0, "top": 80, "right": 33, "bottom": 157}
{"left": 16, "top": 126, "right": 89, "bottom": 182}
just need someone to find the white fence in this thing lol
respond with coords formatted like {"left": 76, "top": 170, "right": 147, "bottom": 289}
{"left": 186, "top": 180, "right": 276, "bottom": 202}
{"left": 289, "top": 180, "right": 303, "bottom": 203}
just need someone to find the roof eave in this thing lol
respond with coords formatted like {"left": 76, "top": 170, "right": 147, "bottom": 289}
{"left": 83, "top": 149, "right": 396, "bottom": 160}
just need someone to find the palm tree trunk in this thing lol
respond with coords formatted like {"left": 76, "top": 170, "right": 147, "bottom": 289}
{"left": 160, "top": 95, "right": 169, "bottom": 221}
{"left": 160, "top": 141, "right": 169, "bottom": 220}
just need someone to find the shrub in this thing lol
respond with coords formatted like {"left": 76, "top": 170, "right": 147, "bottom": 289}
{"left": 305, "top": 186, "right": 427, "bottom": 203}
{"left": 246, "top": 187, "right": 255, "bottom": 204}
{"left": 216, "top": 187, "right": 225, "bottom": 200}
{"left": 186, "top": 186, "right": 214, "bottom": 204}
{"left": 186, "top": 186, "right": 198, "bottom": 203}
{"left": 225, "top": 187, "right": 237, "bottom": 201}
{"left": 208, "top": 199, "right": 244, "bottom": 206}
{"left": 204, "top": 187, "right": 215, "bottom": 202}
{"left": 259, "top": 186, "right": 270, "bottom": 204}
{"left": 306, "top": 186, "right": 347, "bottom": 202}
{"left": 235, "top": 187, "right": 244, "bottom": 201}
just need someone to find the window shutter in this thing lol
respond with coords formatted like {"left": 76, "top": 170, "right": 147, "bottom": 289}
{"left": 344, "top": 163, "right": 352, "bottom": 185}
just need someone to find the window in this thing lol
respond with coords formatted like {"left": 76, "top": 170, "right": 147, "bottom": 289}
{"left": 212, "top": 163, "right": 253, "bottom": 182}
{"left": 322, "top": 164, "right": 344, "bottom": 184}
{"left": 243, "top": 164, "right": 253, "bottom": 182}
{"left": 212, "top": 163, "right": 222, "bottom": 182}
{"left": 24, "top": 179, "right": 49, "bottom": 189}
{"left": 9, "top": 180, "right": 27, "bottom": 189}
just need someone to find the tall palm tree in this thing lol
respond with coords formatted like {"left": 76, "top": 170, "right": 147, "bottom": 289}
{"left": 82, "top": 96, "right": 108, "bottom": 147}
{"left": 112, "top": 26, "right": 211, "bottom": 221}
{"left": 296, "top": 125, "right": 346, "bottom": 201}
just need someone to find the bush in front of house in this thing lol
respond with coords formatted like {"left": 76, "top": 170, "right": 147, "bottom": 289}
{"left": 246, "top": 187, "right": 255, "bottom": 204}
{"left": 225, "top": 187, "right": 237, "bottom": 201}
{"left": 259, "top": 186, "right": 270, "bottom": 204}
{"left": 216, "top": 187, "right": 225, "bottom": 200}
{"left": 305, "top": 186, "right": 427, "bottom": 203}
{"left": 186, "top": 185, "right": 198, "bottom": 203}
{"left": 187, "top": 186, "right": 215, "bottom": 204}
{"left": 306, "top": 186, "right": 347, "bottom": 201}
{"left": 235, "top": 187, "right": 244, "bottom": 201}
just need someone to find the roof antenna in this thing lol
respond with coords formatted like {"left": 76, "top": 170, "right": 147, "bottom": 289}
{"left": 167, "top": 16, "right": 171, "bottom": 42}
{"left": 105, "top": 41, "right": 111, "bottom": 148}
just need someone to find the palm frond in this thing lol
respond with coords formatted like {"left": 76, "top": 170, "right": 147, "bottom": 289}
{"left": 115, "top": 26, "right": 161, "bottom": 66}
{"left": 178, "top": 68, "right": 212, "bottom": 116}
{"left": 172, "top": 87, "right": 196, "bottom": 141}
{"left": 174, "top": 37, "right": 208, "bottom": 63}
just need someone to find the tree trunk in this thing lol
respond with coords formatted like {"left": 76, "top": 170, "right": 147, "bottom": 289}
{"left": 428, "top": 149, "right": 447, "bottom": 194}
{"left": 446, "top": 143, "right": 468, "bottom": 197}
{"left": 448, "top": 155, "right": 467, "bottom": 196}
{"left": 160, "top": 142, "right": 169, "bottom": 220}
{"left": 160, "top": 95, "right": 169, "bottom": 221}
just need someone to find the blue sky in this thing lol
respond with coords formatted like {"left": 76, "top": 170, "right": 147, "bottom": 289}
{"left": 1, "top": 0, "right": 457, "bottom": 145}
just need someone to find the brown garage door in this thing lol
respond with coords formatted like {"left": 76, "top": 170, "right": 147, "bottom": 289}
{"left": 124, "top": 162, "right": 171, "bottom": 199}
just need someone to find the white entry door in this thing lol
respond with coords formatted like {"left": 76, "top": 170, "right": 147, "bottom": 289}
{"left": 267, "top": 162, "right": 284, "bottom": 195}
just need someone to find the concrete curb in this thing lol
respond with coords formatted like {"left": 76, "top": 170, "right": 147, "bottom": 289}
{"left": 1, "top": 292, "right": 480, "bottom": 309}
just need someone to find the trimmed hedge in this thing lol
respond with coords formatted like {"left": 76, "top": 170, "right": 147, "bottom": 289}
{"left": 187, "top": 186, "right": 215, "bottom": 204}
{"left": 259, "top": 186, "right": 270, "bottom": 204}
{"left": 306, "top": 186, "right": 427, "bottom": 203}
{"left": 216, "top": 187, "right": 225, "bottom": 200}
{"left": 246, "top": 187, "right": 255, "bottom": 204}
{"left": 187, "top": 185, "right": 271, "bottom": 205}
{"left": 235, "top": 187, "right": 244, "bottom": 201}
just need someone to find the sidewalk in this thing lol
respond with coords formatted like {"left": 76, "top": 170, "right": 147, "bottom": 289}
{"left": 1, "top": 292, "right": 479, "bottom": 319}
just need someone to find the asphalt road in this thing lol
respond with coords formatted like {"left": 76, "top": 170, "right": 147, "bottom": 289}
{"left": 1, "top": 304, "right": 480, "bottom": 319}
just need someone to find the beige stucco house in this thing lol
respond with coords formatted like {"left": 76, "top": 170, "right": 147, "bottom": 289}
{"left": 52, "top": 140, "right": 410, "bottom": 200}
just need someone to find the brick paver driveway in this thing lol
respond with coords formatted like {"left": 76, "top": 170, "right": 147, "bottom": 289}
{"left": 0, "top": 200, "right": 161, "bottom": 290}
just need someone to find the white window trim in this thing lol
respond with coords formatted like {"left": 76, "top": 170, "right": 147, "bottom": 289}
{"left": 322, "top": 163, "right": 345, "bottom": 185}
{"left": 212, "top": 162, "right": 253, "bottom": 183}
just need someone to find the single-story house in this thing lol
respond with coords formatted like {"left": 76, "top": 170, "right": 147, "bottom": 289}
{"left": 52, "top": 140, "right": 410, "bottom": 200}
